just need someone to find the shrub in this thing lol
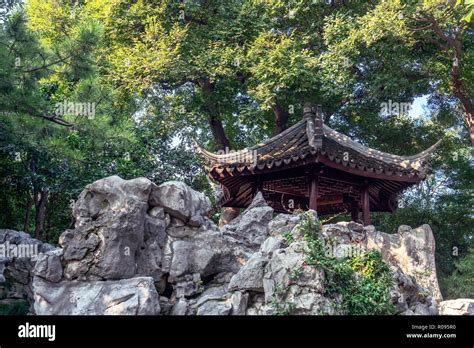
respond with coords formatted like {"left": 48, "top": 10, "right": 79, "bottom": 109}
{"left": 299, "top": 212, "right": 396, "bottom": 315}
{"left": 0, "top": 300, "right": 29, "bottom": 315}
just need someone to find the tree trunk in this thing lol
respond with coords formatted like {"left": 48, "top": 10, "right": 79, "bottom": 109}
{"left": 271, "top": 102, "right": 290, "bottom": 135}
{"left": 199, "top": 79, "right": 230, "bottom": 151}
{"left": 34, "top": 188, "right": 49, "bottom": 240}
{"left": 209, "top": 117, "right": 230, "bottom": 151}
{"left": 198, "top": 79, "right": 234, "bottom": 219}
{"left": 23, "top": 194, "right": 33, "bottom": 233}
{"left": 449, "top": 39, "right": 474, "bottom": 146}
{"left": 452, "top": 86, "right": 474, "bottom": 146}
{"left": 417, "top": 15, "right": 473, "bottom": 145}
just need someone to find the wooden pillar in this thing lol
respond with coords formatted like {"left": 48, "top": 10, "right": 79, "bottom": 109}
{"left": 361, "top": 186, "right": 370, "bottom": 226}
{"left": 309, "top": 174, "right": 318, "bottom": 211}
{"left": 350, "top": 199, "right": 359, "bottom": 222}
{"left": 254, "top": 177, "right": 263, "bottom": 197}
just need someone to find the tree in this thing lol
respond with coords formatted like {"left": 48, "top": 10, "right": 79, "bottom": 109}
{"left": 3, "top": 0, "right": 472, "bottom": 298}
{"left": 442, "top": 248, "right": 474, "bottom": 298}
{"left": 0, "top": 2, "right": 143, "bottom": 240}
{"left": 27, "top": 0, "right": 382, "bottom": 149}
{"left": 324, "top": 0, "right": 473, "bottom": 145}
{"left": 412, "top": 0, "right": 474, "bottom": 145}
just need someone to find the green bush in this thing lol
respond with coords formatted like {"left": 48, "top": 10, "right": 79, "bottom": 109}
{"left": 441, "top": 248, "right": 474, "bottom": 299}
{"left": 299, "top": 212, "right": 396, "bottom": 315}
{"left": 0, "top": 300, "right": 29, "bottom": 316}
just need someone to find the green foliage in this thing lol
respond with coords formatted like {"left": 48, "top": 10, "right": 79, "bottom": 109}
{"left": 299, "top": 211, "right": 323, "bottom": 239}
{"left": 441, "top": 248, "right": 474, "bottom": 299}
{"left": 0, "top": 0, "right": 471, "bottom": 299}
{"left": 343, "top": 252, "right": 396, "bottom": 315}
{"left": 290, "top": 266, "right": 304, "bottom": 281}
{"left": 270, "top": 282, "right": 297, "bottom": 316}
{"left": 0, "top": 300, "right": 29, "bottom": 316}
{"left": 282, "top": 230, "right": 294, "bottom": 246}
{"left": 456, "top": 0, "right": 474, "bottom": 23}
{"left": 0, "top": 3, "right": 208, "bottom": 243}
{"left": 299, "top": 212, "right": 396, "bottom": 315}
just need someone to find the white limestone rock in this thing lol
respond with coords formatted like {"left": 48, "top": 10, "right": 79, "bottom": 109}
{"left": 33, "top": 276, "right": 160, "bottom": 315}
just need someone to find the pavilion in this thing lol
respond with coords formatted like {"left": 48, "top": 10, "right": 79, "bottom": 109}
{"left": 195, "top": 103, "right": 440, "bottom": 225}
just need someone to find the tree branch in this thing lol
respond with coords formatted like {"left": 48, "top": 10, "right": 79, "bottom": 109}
{"left": 184, "top": 15, "right": 208, "bottom": 26}
{"left": 13, "top": 105, "right": 73, "bottom": 127}
{"left": 21, "top": 53, "right": 72, "bottom": 73}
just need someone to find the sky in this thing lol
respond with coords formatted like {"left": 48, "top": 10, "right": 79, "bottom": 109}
{"left": 409, "top": 95, "right": 430, "bottom": 120}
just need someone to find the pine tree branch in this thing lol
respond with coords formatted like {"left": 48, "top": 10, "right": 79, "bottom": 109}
{"left": 21, "top": 53, "right": 72, "bottom": 73}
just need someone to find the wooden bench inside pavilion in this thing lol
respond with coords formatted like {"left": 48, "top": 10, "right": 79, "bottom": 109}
{"left": 195, "top": 103, "right": 441, "bottom": 225}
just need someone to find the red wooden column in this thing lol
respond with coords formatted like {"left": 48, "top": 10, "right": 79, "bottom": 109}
{"left": 361, "top": 185, "right": 370, "bottom": 226}
{"left": 309, "top": 174, "right": 318, "bottom": 211}
{"left": 350, "top": 199, "right": 359, "bottom": 222}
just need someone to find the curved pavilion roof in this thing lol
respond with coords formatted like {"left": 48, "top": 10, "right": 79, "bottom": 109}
{"left": 195, "top": 110, "right": 441, "bottom": 182}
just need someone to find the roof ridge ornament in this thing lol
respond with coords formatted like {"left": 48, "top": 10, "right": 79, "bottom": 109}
{"left": 304, "top": 103, "right": 323, "bottom": 150}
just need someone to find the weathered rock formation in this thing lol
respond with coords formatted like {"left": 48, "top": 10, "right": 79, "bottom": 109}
{"left": 32, "top": 176, "right": 257, "bottom": 315}
{"left": 365, "top": 224, "right": 442, "bottom": 302}
{"left": 439, "top": 299, "right": 474, "bottom": 315}
{"left": 0, "top": 175, "right": 466, "bottom": 316}
{"left": 34, "top": 277, "right": 160, "bottom": 315}
{"left": 0, "top": 229, "right": 55, "bottom": 314}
